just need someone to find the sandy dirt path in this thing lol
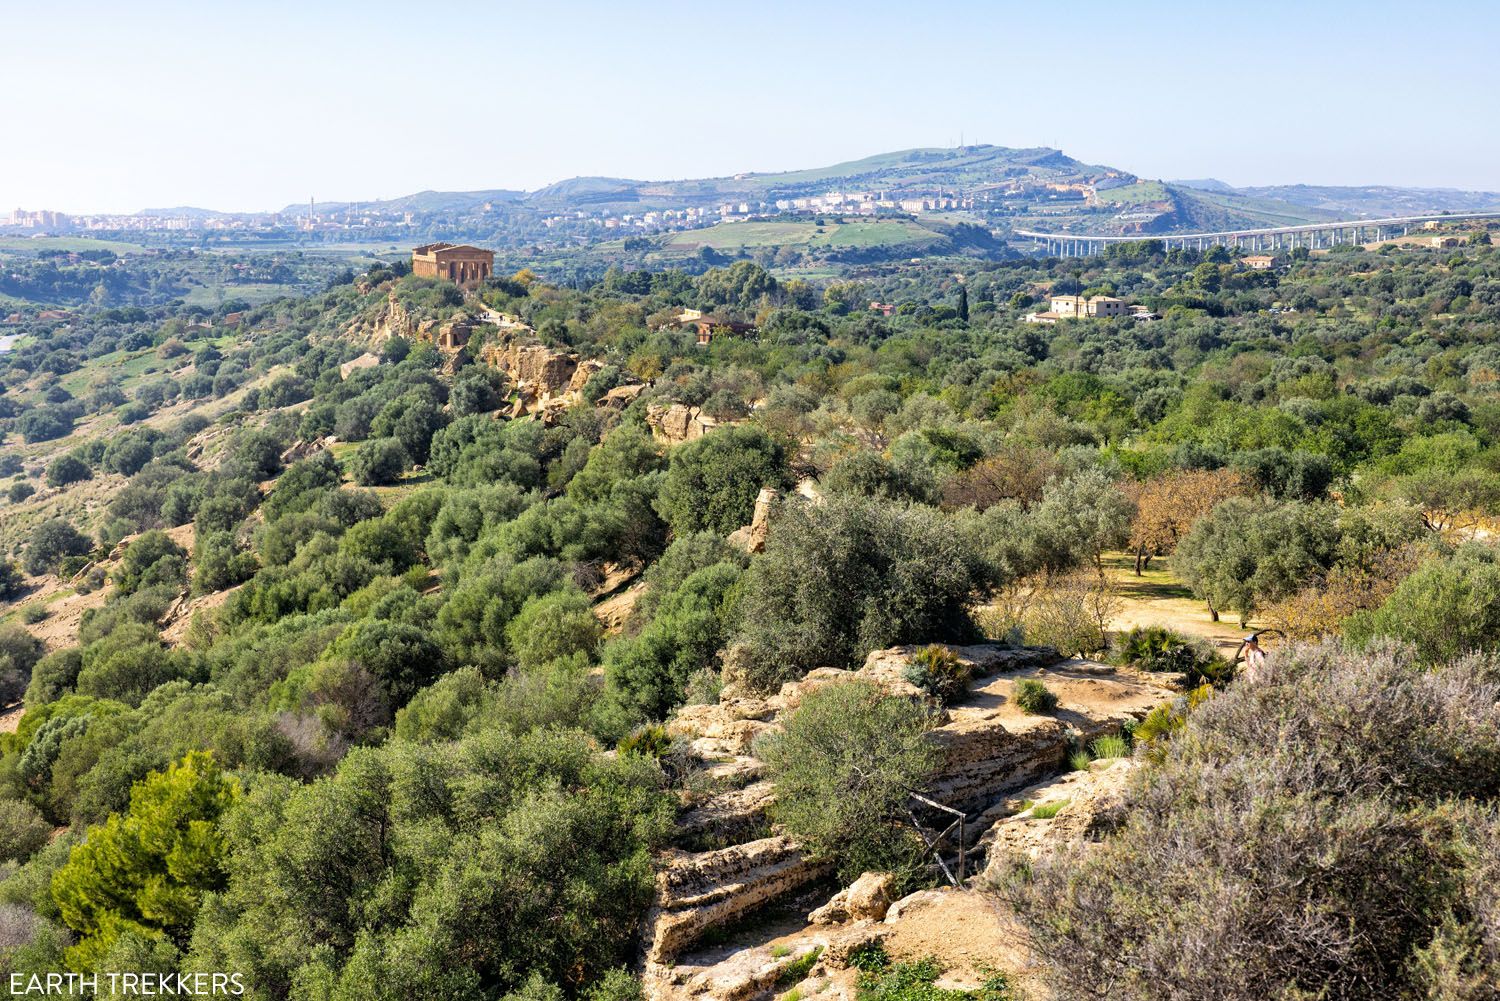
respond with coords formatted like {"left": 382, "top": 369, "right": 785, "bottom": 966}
{"left": 1100, "top": 552, "right": 1262, "bottom": 654}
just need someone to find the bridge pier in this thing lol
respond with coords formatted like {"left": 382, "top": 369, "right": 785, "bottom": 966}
{"left": 1017, "top": 212, "right": 1497, "bottom": 260}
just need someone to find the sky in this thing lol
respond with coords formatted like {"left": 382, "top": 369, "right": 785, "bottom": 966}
{"left": 3, "top": 0, "right": 1499, "bottom": 214}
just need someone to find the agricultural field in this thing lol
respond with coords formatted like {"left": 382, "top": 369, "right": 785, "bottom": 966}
{"left": 0, "top": 236, "right": 150, "bottom": 255}
{"left": 664, "top": 218, "right": 948, "bottom": 253}
{"left": 1092, "top": 180, "right": 1171, "bottom": 206}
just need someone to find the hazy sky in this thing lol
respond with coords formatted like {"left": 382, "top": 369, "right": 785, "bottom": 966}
{"left": 5, "top": 0, "right": 1499, "bottom": 213}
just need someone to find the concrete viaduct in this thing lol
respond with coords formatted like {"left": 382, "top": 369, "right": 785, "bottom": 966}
{"left": 1014, "top": 211, "right": 1500, "bottom": 257}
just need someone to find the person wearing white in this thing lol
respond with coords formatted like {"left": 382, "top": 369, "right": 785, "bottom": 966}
{"left": 1242, "top": 634, "right": 1268, "bottom": 683}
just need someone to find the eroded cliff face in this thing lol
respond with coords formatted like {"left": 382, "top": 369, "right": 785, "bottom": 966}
{"left": 480, "top": 336, "right": 650, "bottom": 424}
{"left": 646, "top": 402, "right": 723, "bottom": 444}
{"left": 341, "top": 293, "right": 655, "bottom": 424}
{"left": 484, "top": 339, "right": 580, "bottom": 397}
{"left": 642, "top": 643, "right": 1183, "bottom": 998}
{"left": 344, "top": 291, "right": 477, "bottom": 350}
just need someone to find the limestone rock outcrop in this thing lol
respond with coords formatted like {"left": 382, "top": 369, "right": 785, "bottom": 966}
{"left": 485, "top": 339, "right": 579, "bottom": 396}
{"left": 926, "top": 658, "right": 1171, "bottom": 815}
{"left": 675, "top": 781, "right": 777, "bottom": 851}
{"left": 481, "top": 336, "right": 597, "bottom": 421}
{"left": 278, "top": 437, "right": 332, "bottom": 465}
{"left": 644, "top": 836, "right": 832, "bottom": 965}
{"left": 726, "top": 488, "right": 777, "bottom": 554}
{"left": 344, "top": 292, "right": 417, "bottom": 346}
{"left": 598, "top": 383, "right": 647, "bottom": 410}
{"left": 643, "top": 644, "right": 1182, "bottom": 979}
{"left": 809, "top": 872, "right": 895, "bottom": 924}
{"left": 647, "top": 402, "right": 721, "bottom": 444}
{"left": 645, "top": 935, "right": 842, "bottom": 1001}
{"left": 339, "top": 353, "right": 380, "bottom": 379}
{"left": 978, "top": 758, "right": 1139, "bottom": 878}
{"left": 567, "top": 358, "right": 606, "bottom": 394}
{"left": 343, "top": 292, "right": 477, "bottom": 351}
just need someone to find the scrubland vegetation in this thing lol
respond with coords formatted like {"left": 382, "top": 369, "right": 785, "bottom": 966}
{"left": 1, "top": 233, "right": 1499, "bottom": 998}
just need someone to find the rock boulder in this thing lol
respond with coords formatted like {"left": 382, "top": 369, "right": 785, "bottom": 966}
{"left": 809, "top": 871, "right": 895, "bottom": 925}
{"left": 646, "top": 401, "right": 720, "bottom": 444}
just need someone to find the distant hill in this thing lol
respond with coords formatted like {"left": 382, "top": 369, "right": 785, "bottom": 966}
{"left": 95, "top": 146, "right": 1500, "bottom": 274}
{"left": 278, "top": 189, "right": 526, "bottom": 216}
{"left": 511, "top": 148, "right": 1500, "bottom": 236}
{"left": 1166, "top": 179, "right": 1500, "bottom": 224}
{"left": 137, "top": 206, "right": 238, "bottom": 219}
{"left": 1078, "top": 179, "right": 1336, "bottom": 233}
{"left": 1170, "top": 178, "right": 1237, "bottom": 194}
{"left": 1158, "top": 184, "right": 1344, "bottom": 231}
{"left": 525, "top": 145, "right": 1128, "bottom": 212}
{"left": 1235, "top": 184, "right": 1500, "bottom": 218}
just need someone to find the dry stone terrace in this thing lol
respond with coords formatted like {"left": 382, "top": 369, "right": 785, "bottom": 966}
{"left": 641, "top": 641, "right": 1184, "bottom": 999}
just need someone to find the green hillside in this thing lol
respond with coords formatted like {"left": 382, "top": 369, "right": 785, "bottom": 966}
{"left": 529, "top": 145, "right": 1118, "bottom": 213}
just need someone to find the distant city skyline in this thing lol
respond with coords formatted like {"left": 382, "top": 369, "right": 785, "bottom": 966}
{"left": 5, "top": 0, "right": 1499, "bottom": 214}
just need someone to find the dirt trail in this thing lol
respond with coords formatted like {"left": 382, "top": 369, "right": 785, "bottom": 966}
{"left": 1101, "top": 553, "right": 1261, "bottom": 653}
{"left": 881, "top": 888, "right": 1039, "bottom": 991}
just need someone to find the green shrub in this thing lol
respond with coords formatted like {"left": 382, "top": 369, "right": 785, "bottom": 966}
{"left": 847, "top": 941, "right": 890, "bottom": 973}
{"left": 24, "top": 519, "right": 92, "bottom": 576}
{"left": 1113, "top": 625, "right": 1229, "bottom": 686}
{"left": 682, "top": 667, "right": 723, "bottom": 706}
{"left": 350, "top": 436, "right": 410, "bottom": 486}
{"left": 1134, "top": 685, "right": 1215, "bottom": 748}
{"left": 603, "top": 562, "right": 741, "bottom": 721}
{"left": 1090, "top": 734, "right": 1130, "bottom": 759}
{"left": 0, "top": 625, "right": 45, "bottom": 705}
{"left": 617, "top": 724, "right": 672, "bottom": 759}
{"left": 776, "top": 946, "right": 823, "bottom": 987}
{"left": 581, "top": 969, "right": 642, "bottom": 1001}
{"left": 506, "top": 589, "right": 601, "bottom": 672}
{"left": 190, "top": 725, "right": 675, "bottom": 996}
{"left": 997, "top": 640, "right": 1500, "bottom": 1000}
{"left": 654, "top": 424, "right": 789, "bottom": 536}
{"left": 1012, "top": 678, "right": 1057, "bottom": 714}
{"left": 902, "top": 645, "right": 973, "bottom": 704}
{"left": 0, "top": 798, "right": 52, "bottom": 863}
{"left": 736, "top": 496, "right": 991, "bottom": 687}
{"left": 20, "top": 604, "right": 48, "bottom": 624}
{"left": 112, "top": 529, "right": 188, "bottom": 596}
{"left": 0, "top": 560, "right": 24, "bottom": 600}
{"left": 855, "top": 955, "right": 1010, "bottom": 1001}
{"left": 1346, "top": 545, "right": 1500, "bottom": 664}
{"left": 761, "top": 679, "right": 937, "bottom": 883}
{"left": 1114, "top": 625, "right": 1185, "bottom": 666}
{"left": 45, "top": 454, "right": 92, "bottom": 488}
{"left": 51, "top": 752, "right": 239, "bottom": 969}
{"left": 1031, "top": 800, "right": 1068, "bottom": 820}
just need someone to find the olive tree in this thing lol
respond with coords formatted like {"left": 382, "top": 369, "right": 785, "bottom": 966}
{"left": 734, "top": 496, "right": 991, "bottom": 687}
{"left": 760, "top": 678, "right": 938, "bottom": 884}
